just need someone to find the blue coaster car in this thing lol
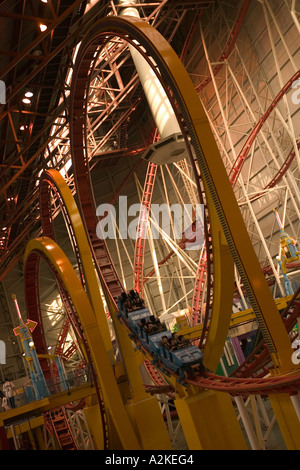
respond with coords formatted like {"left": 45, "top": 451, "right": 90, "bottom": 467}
{"left": 117, "top": 293, "right": 204, "bottom": 382}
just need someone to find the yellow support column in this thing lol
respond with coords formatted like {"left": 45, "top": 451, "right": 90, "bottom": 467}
{"left": 123, "top": 347, "right": 172, "bottom": 450}
{"left": 126, "top": 395, "right": 171, "bottom": 450}
{"left": 35, "top": 426, "right": 46, "bottom": 450}
{"left": 269, "top": 393, "right": 300, "bottom": 450}
{"left": 203, "top": 225, "right": 235, "bottom": 371}
{"left": 83, "top": 404, "right": 106, "bottom": 450}
{"left": 175, "top": 390, "right": 248, "bottom": 450}
{"left": 28, "top": 429, "right": 37, "bottom": 450}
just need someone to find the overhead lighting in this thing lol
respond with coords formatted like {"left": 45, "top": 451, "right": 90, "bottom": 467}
{"left": 41, "top": 0, "right": 48, "bottom": 3}
{"left": 20, "top": 125, "right": 25, "bottom": 130}
{"left": 25, "top": 91, "right": 33, "bottom": 98}
{"left": 39, "top": 24, "right": 47, "bottom": 32}
{"left": 33, "top": 49, "right": 42, "bottom": 56}
{"left": 22, "top": 98, "right": 31, "bottom": 104}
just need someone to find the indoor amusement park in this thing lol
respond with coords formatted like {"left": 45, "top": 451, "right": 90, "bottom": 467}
{"left": 0, "top": 0, "right": 299, "bottom": 453}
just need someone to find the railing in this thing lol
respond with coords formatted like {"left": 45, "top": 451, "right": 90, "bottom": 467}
{"left": 14, "top": 365, "right": 92, "bottom": 408}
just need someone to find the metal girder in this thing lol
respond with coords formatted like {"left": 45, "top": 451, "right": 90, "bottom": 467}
{"left": 0, "top": 0, "right": 207, "bottom": 282}
{"left": 0, "top": 1, "right": 110, "bottom": 272}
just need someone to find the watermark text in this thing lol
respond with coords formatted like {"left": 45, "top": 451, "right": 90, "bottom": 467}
{"left": 291, "top": 79, "right": 300, "bottom": 105}
{"left": 0, "top": 81, "right": 6, "bottom": 104}
{"left": 0, "top": 340, "right": 5, "bottom": 364}
{"left": 96, "top": 197, "right": 204, "bottom": 250}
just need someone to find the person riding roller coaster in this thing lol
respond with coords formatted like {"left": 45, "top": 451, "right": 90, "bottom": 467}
{"left": 120, "top": 290, "right": 145, "bottom": 314}
{"left": 118, "top": 290, "right": 206, "bottom": 377}
{"left": 139, "top": 315, "right": 167, "bottom": 336}
{"left": 160, "top": 332, "right": 191, "bottom": 352}
{"left": 120, "top": 290, "right": 167, "bottom": 335}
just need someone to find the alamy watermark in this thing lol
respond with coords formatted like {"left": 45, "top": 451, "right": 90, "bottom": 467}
{"left": 291, "top": 79, "right": 300, "bottom": 105}
{"left": 0, "top": 341, "right": 5, "bottom": 364}
{"left": 96, "top": 196, "right": 205, "bottom": 250}
{"left": 0, "top": 80, "right": 6, "bottom": 104}
{"left": 291, "top": 339, "right": 300, "bottom": 365}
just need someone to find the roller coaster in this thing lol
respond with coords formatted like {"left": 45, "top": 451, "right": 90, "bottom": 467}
{"left": 2, "top": 11, "right": 300, "bottom": 450}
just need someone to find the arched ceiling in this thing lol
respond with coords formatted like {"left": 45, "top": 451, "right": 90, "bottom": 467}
{"left": 0, "top": 0, "right": 299, "bottom": 379}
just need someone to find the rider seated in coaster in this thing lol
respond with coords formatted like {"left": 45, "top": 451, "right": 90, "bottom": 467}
{"left": 177, "top": 335, "right": 191, "bottom": 348}
{"left": 149, "top": 315, "right": 167, "bottom": 332}
{"left": 149, "top": 315, "right": 160, "bottom": 328}
{"left": 168, "top": 333, "right": 179, "bottom": 352}
{"left": 120, "top": 292, "right": 132, "bottom": 316}
{"left": 160, "top": 335, "right": 170, "bottom": 349}
{"left": 144, "top": 318, "right": 159, "bottom": 335}
{"left": 138, "top": 318, "right": 147, "bottom": 331}
{"left": 129, "top": 289, "right": 145, "bottom": 310}
{"left": 138, "top": 296, "right": 146, "bottom": 309}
